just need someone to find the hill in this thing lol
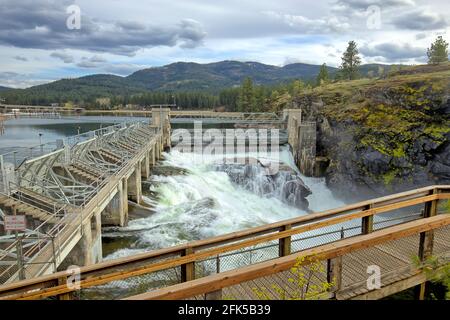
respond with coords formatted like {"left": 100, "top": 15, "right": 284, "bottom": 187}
{"left": 0, "top": 61, "right": 394, "bottom": 105}
{"left": 0, "top": 86, "right": 11, "bottom": 92}
{"left": 126, "top": 61, "right": 340, "bottom": 91}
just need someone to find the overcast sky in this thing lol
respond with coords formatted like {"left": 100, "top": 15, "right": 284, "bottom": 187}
{"left": 0, "top": 0, "right": 449, "bottom": 88}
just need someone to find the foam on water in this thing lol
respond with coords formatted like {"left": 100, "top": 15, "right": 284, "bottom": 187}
{"left": 104, "top": 147, "right": 346, "bottom": 260}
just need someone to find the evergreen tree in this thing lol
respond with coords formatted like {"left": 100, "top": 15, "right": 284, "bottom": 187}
{"left": 290, "top": 80, "right": 305, "bottom": 98}
{"left": 427, "top": 36, "right": 449, "bottom": 65}
{"left": 254, "top": 86, "right": 266, "bottom": 112}
{"left": 237, "top": 77, "right": 256, "bottom": 112}
{"left": 340, "top": 41, "right": 361, "bottom": 80}
{"left": 316, "top": 63, "right": 329, "bottom": 85}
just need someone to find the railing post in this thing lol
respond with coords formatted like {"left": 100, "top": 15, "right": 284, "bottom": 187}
{"left": 205, "top": 255, "right": 222, "bottom": 300}
{"left": 327, "top": 227, "right": 343, "bottom": 298}
{"left": 418, "top": 188, "right": 438, "bottom": 260}
{"left": 416, "top": 188, "right": 439, "bottom": 300}
{"left": 278, "top": 224, "right": 292, "bottom": 257}
{"left": 181, "top": 247, "right": 195, "bottom": 283}
{"left": 57, "top": 276, "right": 73, "bottom": 300}
{"left": 362, "top": 204, "right": 374, "bottom": 234}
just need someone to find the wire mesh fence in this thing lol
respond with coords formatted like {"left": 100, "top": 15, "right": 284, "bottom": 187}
{"left": 1, "top": 187, "right": 448, "bottom": 300}
{"left": 437, "top": 197, "right": 450, "bottom": 215}
{"left": 77, "top": 266, "right": 182, "bottom": 300}
{"left": 373, "top": 203, "right": 424, "bottom": 231}
{"left": 216, "top": 259, "right": 331, "bottom": 301}
{"left": 60, "top": 198, "right": 450, "bottom": 299}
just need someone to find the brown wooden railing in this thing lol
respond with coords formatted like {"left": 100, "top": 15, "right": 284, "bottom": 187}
{"left": 0, "top": 185, "right": 449, "bottom": 300}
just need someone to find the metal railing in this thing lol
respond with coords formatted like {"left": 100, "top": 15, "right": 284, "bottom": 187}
{"left": 0, "top": 185, "right": 448, "bottom": 300}
{"left": 0, "top": 121, "right": 163, "bottom": 285}
{"left": 0, "top": 191, "right": 69, "bottom": 284}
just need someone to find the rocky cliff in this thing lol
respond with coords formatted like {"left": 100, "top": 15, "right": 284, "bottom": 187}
{"left": 296, "top": 63, "right": 450, "bottom": 200}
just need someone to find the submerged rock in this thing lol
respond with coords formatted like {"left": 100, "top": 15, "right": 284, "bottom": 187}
{"left": 213, "top": 158, "right": 311, "bottom": 211}
{"left": 151, "top": 165, "right": 189, "bottom": 176}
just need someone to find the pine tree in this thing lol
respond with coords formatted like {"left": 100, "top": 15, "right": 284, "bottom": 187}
{"left": 254, "top": 86, "right": 266, "bottom": 112}
{"left": 237, "top": 77, "right": 256, "bottom": 112}
{"left": 427, "top": 36, "right": 449, "bottom": 65}
{"left": 316, "top": 63, "right": 329, "bottom": 85}
{"left": 340, "top": 41, "right": 361, "bottom": 80}
{"left": 290, "top": 80, "right": 305, "bottom": 98}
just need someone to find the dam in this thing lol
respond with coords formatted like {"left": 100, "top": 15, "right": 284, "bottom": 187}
{"left": 0, "top": 109, "right": 449, "bottom": 300}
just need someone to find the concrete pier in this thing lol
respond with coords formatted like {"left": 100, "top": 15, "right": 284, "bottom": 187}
{"left": 101, "top": 179, "right": 128, "bottom": 227}
{"left": 285, "top": 109, "right": 320, "bottom": 177}
{"left": 127, "top": 163, "right": 143, "bottom": 204}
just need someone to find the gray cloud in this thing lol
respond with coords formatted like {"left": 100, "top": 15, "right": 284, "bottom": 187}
{"left": 76, "top": 55, "right": 107, "bottom": 68}
{"left": 415, "top": 33, "right": 427, "bottom": 40}
{"left": 102, "top": 63, "right": 147, "bottom": 76}
{"left": 76, "top": 61, "right": 98, "bottom": 68}
{"left": 89, "top": 55, "right": 107, "bottom": 63}
{"left": 50, "top": 52, "right": 74, "bottom": 63}
{"left": 263, "top": 11, "right": 350, "bottom": 34}
{"left": 75, "top": 56, "right": 144, "bottom": 74}
{"left": 392, "top": 10, "right": 448, "bottom": 30}
{"left": 334, "top": 0, "right": 415, "bottom": 10}
{"left": 0, "top": 71, "right": 51, "bottom": 88}
{"left": 0, "top": 0, "right": 206, "bottom": 56}
{"left": 14, "top": 56, "right": 28, "bottom": 61}
{"left": 360, "top": 42, "right": 426, "bottom": 61}
{"left": 0, "top": 72, "right": 20, "bottom": 79}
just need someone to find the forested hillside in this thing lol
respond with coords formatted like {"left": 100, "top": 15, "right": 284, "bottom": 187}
{"left": 0, "top": 61, "right": 393, "bottom": 108}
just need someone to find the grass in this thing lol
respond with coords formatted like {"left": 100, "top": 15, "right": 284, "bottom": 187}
{"left": 297, "top": 62, "right": 450, "bottom": 187}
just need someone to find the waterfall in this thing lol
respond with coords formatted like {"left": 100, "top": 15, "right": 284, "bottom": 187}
{"left": 104, "top": 146, "right": 346, "bottom": 260}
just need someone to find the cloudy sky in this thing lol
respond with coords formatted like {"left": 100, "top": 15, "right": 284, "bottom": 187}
{"left": 0, "top": 0, "right": 449, "bottom": 88}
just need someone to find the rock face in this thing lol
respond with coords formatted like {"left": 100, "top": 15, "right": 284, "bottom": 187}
{"left": 213, "top": 158, "right": 312, "bottom": 210}
{"left": 150, "top": 165, "right": 189, "bottom": 176}
{"left": 296, "top": 66, "right": 450, "bottom": 201}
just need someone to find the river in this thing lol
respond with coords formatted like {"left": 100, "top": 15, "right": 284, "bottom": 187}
{"left": 0, "top": 116, "right": 345, "bottom": 262}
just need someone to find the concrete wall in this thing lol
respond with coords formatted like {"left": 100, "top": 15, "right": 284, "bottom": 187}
{"left": 285, "top": 109, "right": 302, "bottom": 158}
{"left": 127, "top": 163, "right": 143, "bottom": 204}
{"left": 152, "top": 108, "right": 171, "bottom": 150}
{"left": 298, "top": 122, "right": 317, "bottom": 177}
{"left": 285, "top": 109, "right": 321, "bottom": 177}
{"left": 101, "top": 178, "right": 128, "bottom": 227}
{"left": 59, "top": 212, "right": 102, "bottom": 269}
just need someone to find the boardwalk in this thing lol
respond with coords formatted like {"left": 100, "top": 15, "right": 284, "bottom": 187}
{"left": 210, "top": 225, "right": 450, "bottom": 300}
{"left": 0, "top": 185, "right": 448, "bottom": 300}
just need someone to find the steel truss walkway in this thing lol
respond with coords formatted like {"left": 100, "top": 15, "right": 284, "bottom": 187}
{"left": 0, "top": 121, "right": 163, "bottom": 284}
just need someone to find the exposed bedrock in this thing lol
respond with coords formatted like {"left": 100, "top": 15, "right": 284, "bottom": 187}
{"left": 213, "top": 158, "right": 312, "bottom": 211}
{"left": 296, "top": 73, "right": 450, "bottom": 201}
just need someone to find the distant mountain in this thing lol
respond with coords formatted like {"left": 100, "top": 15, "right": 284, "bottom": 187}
{"left": 0, "top": 61, "right": 395, "bottom": 104}
{"left": 126, "top": 61, "right": 339, "bottom": 91}
{"left": 0, "top": 86, "right": 11, "bottom": 92}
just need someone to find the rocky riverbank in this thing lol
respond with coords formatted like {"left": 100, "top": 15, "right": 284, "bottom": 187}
{"left": 296, "top": 63, "right": 450, "bottom": 200}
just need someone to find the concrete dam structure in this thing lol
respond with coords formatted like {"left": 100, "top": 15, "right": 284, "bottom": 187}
{"left": 0, "top": 108, "right": 171, "bottom": 283}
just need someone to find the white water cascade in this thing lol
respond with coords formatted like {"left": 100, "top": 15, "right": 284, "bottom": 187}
{"left": 104, "top": 147, "right": 346, "bottom": 259}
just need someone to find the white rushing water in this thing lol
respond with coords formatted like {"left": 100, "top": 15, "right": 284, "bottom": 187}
{"left": 105, "top": 147, "right": 346, "bottom": 259}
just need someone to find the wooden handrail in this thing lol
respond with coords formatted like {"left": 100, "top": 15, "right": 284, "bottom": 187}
{"left": 0, "top": 185, "right": 449, "bottom": 298}
{"left": 125, "top": 214, "right": 450, "bottom": 300}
